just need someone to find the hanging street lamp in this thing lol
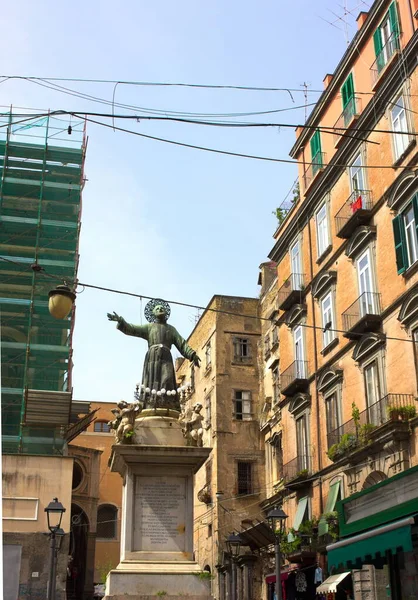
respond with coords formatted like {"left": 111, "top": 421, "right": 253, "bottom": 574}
{"left": 48, "top": 285, "right": 76, "bottom": 319}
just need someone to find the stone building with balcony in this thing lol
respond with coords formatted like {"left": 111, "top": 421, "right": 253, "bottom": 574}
{"left": 175, "top": 295, "right": 263, "bottom": 600}
{"left": 258, "top": 0, "right": 418, "bottom": 598}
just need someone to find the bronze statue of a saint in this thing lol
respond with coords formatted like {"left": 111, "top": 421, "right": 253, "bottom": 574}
{"left": 107, "top": 299, "right": 200, "bottom": 411}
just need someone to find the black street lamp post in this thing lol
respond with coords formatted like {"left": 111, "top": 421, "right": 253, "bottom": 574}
{"left": 266, "top": 508, "right": 288, "bottom": 600}
{"left": 45, "top": 498, "right": 66, "bottom": 600}
{"left": 226, "top": 533, "right": 242, "bottom": 600}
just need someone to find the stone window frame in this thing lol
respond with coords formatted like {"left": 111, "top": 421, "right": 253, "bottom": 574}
{"left": 352, "top": 334, "right": 387, "bottom": 409}
{"left": 386, "top": 82, "right": 416, "bottom": 166}
{"left": 317, "top": 367, "right": 343, "bottom": 448}
{"left": 398, "top": 286, "right": 418, "bottom": 391}
{"left": 288, "top": 393, "right": 311, "bottom": 462}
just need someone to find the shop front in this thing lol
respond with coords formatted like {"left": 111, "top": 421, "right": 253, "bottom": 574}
{"left": 326, "top": 466, "right": 418, "bottom": 599}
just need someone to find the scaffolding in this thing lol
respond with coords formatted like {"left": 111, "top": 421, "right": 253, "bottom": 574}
{"left": 0, "top": 110, "right": 86, "bottom": 454}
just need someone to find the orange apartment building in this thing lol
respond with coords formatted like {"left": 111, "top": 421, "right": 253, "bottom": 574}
{"left": 72, "top": 402, "right": 123, "bottom": 584}
{"left": 258, "top": 1, "right": 418, "bottom": 598}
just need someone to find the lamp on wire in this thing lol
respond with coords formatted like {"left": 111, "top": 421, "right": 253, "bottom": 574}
{"left": 48, "top": 285, "right": 76, "bottom": 319}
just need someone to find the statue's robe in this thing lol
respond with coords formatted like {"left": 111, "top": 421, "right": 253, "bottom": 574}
{"left": 117, "top": 319, "right": 196, "bottom": 411}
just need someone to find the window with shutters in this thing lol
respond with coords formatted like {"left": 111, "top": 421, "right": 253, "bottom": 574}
{"left": 391, "top": 96, "right": 409, "bottom": 160}
{"left": 392, "top": 195, "right": 418, "bottom": 275}
{"left": 97, "top": 505, "right": 118, "bottom": 540}
{"left": 316, "top": 202, "right": 330, "bottom": 257}
{"left": 321, "top": 292, "right": 336, "bottom": 349}
{"left": 272, "top": 366, "right": 280, "bottom": 405}
{"left": 205, "top": 342, "right": 212, "bottom": 370}
{"left": 350, "top": 154, "right": 366, "bottom": 194}
{"left": 373, "top": 2, "right": 400, "bottom": 74}
{"left": 271, "top": 325, "right": 279, "bottom": 348}
{"left": 237, "top": 461, "right": 252, "bottom": 495}
{"left": 233, "top": 390, "right": 252, "bottom": 420}
{"left": 264, "top": 334, "right": 271, "bottom": 358}
{"left": 310, "top": 129, "right": 323, "bottom": 176}
{"left": 325, "top": 392, "right": 343, "bottom": 448}
{"left": 341, "top": 73, "right": 357, "bottom": 126}
{"left": 233, "top": 337, "right": 252, "bottom": 363}
{"left": 205, "top": 394, "right": 211, "bottom": 428}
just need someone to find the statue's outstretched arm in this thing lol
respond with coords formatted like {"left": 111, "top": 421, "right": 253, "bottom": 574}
{"left": 107, "top": 312, "right": 149, "bottom": 339}
{"left": 172, "top": 326, "right": 201, "bottom": 367}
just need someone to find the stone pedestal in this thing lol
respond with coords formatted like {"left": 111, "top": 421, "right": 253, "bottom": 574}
{"left": 105, "top": 415, "right": 212, "bottom": 599}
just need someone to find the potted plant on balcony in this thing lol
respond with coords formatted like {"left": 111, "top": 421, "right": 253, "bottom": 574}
{"left": 387, "top": 405, "right": 401, "bottom": 421}
{"left": 398, "top": 405, "right": 417, "bottom": 421}
{"left": 324, "top": 511, "right": 339, "bottom": 541}
{"left": 358, "top": 423, "right": 377, "bottom": 445}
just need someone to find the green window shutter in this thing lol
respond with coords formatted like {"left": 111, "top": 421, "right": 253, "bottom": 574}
{"left": 388, "top": 2, "right": 400, "bottom": 38}
{"left": 373, "top": 28, "right": 383, "bottom": 59}
{"left": 341, "top": 73, "right": 354, "bottom": 109}
{"left": 392, "top": 214, "right": 408, "bottom": 274}
{"left": 310, "top": 130, "right": 321, "bottom": 158}
{"left": 318, "top": 481, "right": 341, "bottom": 537}
{"left": 412, "top": 194, "right": 418, "bottom": 244}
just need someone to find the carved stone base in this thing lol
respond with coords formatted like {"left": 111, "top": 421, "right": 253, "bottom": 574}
{"left": 133, "top": 414, "right": 184, "bottom": 446}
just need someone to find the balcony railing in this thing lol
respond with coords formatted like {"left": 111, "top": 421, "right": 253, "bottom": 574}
{"left": 342, "top": 291, "right": 382, "bottom": 338}
{"left": 327, "top": 393, "right": 416, "bottom": 449}
{"left": 283, "top": 453, "right": 312, "bottom": 483}
{"left": 278, "top": 273, "right": 305, "bottom": 311}
{"left": 335, "top": 190, "right": 373, "bottom": 238}
{"left": 333, "top": 96, "right": 362, "bottom": 146}
{"left": 281, "top": 360, "right": 309, "bottom": 396}
{"left": 370, "top": 32, "right": 400, "bottom": 85}
{"left": 303, "top": 152, "right": 326, "bottom": 192}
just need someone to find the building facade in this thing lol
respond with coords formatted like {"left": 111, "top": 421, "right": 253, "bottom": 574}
{"left": 176, "top": 295, "right": 264, "bottom": 600}
{"left": 259, "top": 1, "right": 418, "bottom": 598}
{"left": 0, "top": 112, "right": 100, "bottom": 600}
{"left": 73, "top": 402, "right": 124, "bottom": 584}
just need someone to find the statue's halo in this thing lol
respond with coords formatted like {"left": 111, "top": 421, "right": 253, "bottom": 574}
{"left": 144, "top": 298, "right": 171, "bottom": 323}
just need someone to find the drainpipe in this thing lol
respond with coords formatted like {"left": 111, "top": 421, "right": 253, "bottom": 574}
{"left": 307, "top": 217, "right": 324, "bottom": 515}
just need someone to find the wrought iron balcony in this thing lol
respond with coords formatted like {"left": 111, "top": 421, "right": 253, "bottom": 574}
{"left": 278, "top": 273, "right": 305, "bottom": 311}
{"left": 370, "top": 32, "right": 400, "bottom": 86}
{"left": 333, "top": 96, "right": 362, "bottom": 147}
{"left": 303, "top": 152, "right": 325, "bottom": 192}
{"left": 342, "top": 292, "right": 382, "bottom": 339}
{"left": 283, "top": 453, "right": 312, "bottom": 484}
{"left": 281, "top": 360, "right": 309, "bottom": 396}
{"left": 327, "top": 393, "right": 417, "bottom": 450}
{"left": 335, "top": 190, "right": 373, "bottom": 238}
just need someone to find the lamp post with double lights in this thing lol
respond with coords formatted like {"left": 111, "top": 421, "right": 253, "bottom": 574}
{"left": 45, "top": 498, "right": 66, "bottom": 600}
{"left": 266, "top": 507, "right": 288, "bottom": 600}
{"left": 226, "top": 532, "right": 242, "bottom": 600}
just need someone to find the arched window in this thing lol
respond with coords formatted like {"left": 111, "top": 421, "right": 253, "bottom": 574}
{"left": 94, "top": 420, "right": 111, "bottom": 433}
{"left": 97, "top": 505, "right": 117, "bottom": 539}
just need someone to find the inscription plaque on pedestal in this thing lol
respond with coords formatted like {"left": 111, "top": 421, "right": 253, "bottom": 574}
{"left": 134, "top": 475, "right": 187, "bottom": 552}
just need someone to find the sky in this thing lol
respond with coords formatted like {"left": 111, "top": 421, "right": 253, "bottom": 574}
{"left": 0, "top": 0, "right": 370, "bottom": 403}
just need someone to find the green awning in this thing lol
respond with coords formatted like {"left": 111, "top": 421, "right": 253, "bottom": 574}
{"left": 318, "top": 481, "right": 341, "bottom": 537}
{"left": 327, "top": 517, "right": 415, "bottom": 569}
{"left": 288, "top": 496, "right": 308, "bottom": 542}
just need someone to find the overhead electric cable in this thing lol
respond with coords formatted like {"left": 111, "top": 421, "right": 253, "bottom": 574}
{"left": 0, "top": 256, "right": 415, "bottom": 344}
